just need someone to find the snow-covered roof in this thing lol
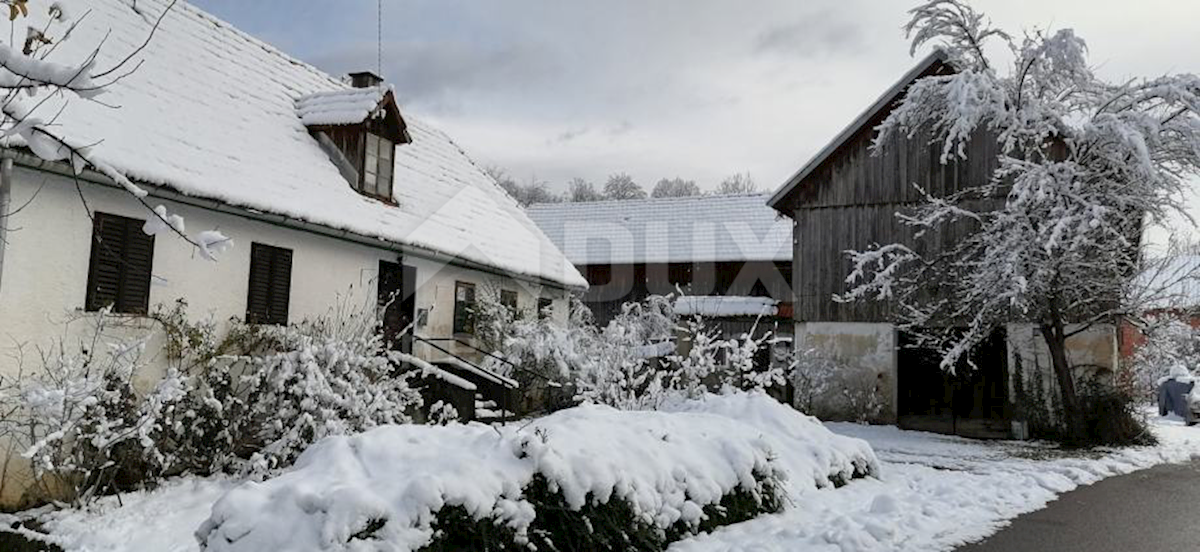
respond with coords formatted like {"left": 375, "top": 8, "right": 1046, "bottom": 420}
{"left": 767, "top": 50, "right": 949, "bottom": 214}
{"left": 674, "top": 296, "right": 779, "bottom": 318}
{"left": 526, "top": 194, "right": 792, "bottom": 266}
{"left": 9, "top": 0, "right": 585, "bottom": 289}
{"left": 295, "top": 86, "right": 391, "bottom": 127}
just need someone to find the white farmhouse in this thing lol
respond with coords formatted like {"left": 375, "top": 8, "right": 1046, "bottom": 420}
{"left": 0, "top": 0, "right": 584, "bottom": 505}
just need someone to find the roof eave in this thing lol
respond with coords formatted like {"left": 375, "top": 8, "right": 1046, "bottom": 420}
{"left": 3, "top": 147, "right": 583, "bottom": 291}
{"left": 766, "top": 50, "right": 949, "bottom": 215}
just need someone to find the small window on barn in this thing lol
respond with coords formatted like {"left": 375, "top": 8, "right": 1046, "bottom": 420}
{"left": 361, "top": 133, "right": 395, "bottom": 200}
{"left": 85, "top": 212, "right": 155, "bottom": 314}
{"left": 453, "top": 281, "right": 477, "bottom": 335}
{"left": 537, "top": 297, "right": 553, "bottom": 320}
{"left": 500, "top": 289, "right": 519, "bottom": 315}
{"left": 246, "top": 243, "right": 293, "bottom": 325}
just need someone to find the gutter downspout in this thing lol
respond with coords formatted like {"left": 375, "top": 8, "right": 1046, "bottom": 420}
{"left": 0, "top": 153, "right": 12, "bottom": 297}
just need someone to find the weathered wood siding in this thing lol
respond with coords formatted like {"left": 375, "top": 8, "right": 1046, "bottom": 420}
{"left": 793, "top": 119, "right": 1002, "bottom": 323}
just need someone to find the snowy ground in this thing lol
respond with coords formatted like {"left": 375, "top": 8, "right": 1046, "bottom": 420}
{"left": 24, "top": 415, "right": 1200, "bottom": 552}
{"left": 670, "top": 417, "right": 1200, "bottom": 552}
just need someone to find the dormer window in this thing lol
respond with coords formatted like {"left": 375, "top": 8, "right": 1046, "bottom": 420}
{"left": 296, "top": 71, "right": 412, "bottom": 203}
{"left": 362, "top": 133, "right": 394, "bottom": 199}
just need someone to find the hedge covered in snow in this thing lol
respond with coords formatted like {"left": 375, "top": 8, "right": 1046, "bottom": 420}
{"left": 195, "top": 392, "right": 878, "bottom": 552}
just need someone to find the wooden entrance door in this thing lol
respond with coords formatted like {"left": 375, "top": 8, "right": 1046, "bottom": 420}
{"left": 378, "top": 260, "right": 416, "bottom": 354}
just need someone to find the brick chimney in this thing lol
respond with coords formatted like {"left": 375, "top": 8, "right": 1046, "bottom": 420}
{"left": 348, "top": 71, "right": 384, "bottom": 89}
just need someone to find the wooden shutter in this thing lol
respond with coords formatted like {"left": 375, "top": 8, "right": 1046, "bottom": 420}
{"left": 246, "top": 243, "right": 292, "bottom": 325}
{"left": 85, "top": 212, "right": 155, "bottom": 314}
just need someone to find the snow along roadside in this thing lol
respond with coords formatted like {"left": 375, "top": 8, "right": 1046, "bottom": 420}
{"left": 193, "top": 392, "right": 876, "bottom": 552}
{"left": 29, "top": 412, "right": 1200, "bottom": 552}
{"left": 670, "top": 416, "right": 1200, "bottom": 552}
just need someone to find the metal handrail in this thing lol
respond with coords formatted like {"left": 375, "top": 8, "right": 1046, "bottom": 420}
{"left": 412, "top": 336, "right": 517, "bottom": 389}
{"left": 411, "top": 334, "right": 515, "bottom": 422}
{"left": 415, "top": 336, "right": 558, "bottom": 384}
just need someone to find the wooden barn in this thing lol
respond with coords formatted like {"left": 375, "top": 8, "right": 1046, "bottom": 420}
{"left": 766, "top": 51, "right": 1119, "bottom": 438}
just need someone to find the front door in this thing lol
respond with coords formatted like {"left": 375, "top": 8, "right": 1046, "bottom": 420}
{"left": 378, "top": 260, "right": 416, "bottom": 354}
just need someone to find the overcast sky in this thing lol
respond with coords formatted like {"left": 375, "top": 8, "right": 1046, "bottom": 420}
{"left": 192, "top": 0, "right": 1198, "bottom": 205}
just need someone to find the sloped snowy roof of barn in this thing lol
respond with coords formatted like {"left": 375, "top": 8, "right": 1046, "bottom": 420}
{"left": 526, "top": 193, "right": 792, "bottom": 266}
{"left": 6, "top": 0, "right": 585, "bottom": 289}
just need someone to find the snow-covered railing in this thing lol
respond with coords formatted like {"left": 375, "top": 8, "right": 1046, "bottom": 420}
{"left": 674, "top": 296, "right": 779, "bottom": 317}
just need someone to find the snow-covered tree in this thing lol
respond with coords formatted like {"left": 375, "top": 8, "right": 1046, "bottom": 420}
{"left": 0, "top": 0, "right": 232, "bottom": 259}
{"left": 567, "top": 177, "right": 603, "bottom": 202}
{"left": 602, "top": 172, "right": 646, "bottom": 200}
{"left": 486, "top": 166, "right": 561, "bottom": 206}
{"left": 715, "top": 173, "right": 757, "bottom": 195}
{"left": 1128, "top": 315, "right": 1200, "bottom": 398}
{"left": 839, "top": 0, "right": 1200, "bottom": 439}
{"left": 651, "top": 177, "right": 701, "bottom": 198}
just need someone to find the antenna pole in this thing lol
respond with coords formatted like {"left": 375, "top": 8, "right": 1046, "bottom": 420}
{"left": 377, "top": 0, "right": 383, "bottom": 76}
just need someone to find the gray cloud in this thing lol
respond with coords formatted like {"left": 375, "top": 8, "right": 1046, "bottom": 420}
{"left": 210, "top": 0, "right": 1200, "bottom": 214}
{"left": 311, "top": 38, "right": 562, "bottom": 113}
{"left": 754, "top": 12, "right": 866, "bottom": 57}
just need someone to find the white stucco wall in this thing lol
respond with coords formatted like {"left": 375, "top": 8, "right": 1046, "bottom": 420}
{"left": 794, "top": 322, "right": 898, "bottom": 423}
{"left": 0, "top": 167, "right": 572, "bottom": 505}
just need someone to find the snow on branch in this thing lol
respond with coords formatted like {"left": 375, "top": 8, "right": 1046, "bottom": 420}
{"left": 847, "top": 0, "right": 1200, "bottom": 374}
{"left": 0, "top": 0, "right": 231, "bottom": 260}
{"left": 838, "top": 243, "right": 918, "bottom": 303}
{"left": 905, "top": 0, "right": 1009, "bottom": 69}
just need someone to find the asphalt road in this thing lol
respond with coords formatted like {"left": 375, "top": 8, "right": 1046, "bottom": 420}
{"left": 957, "top": 459, "right": 1200, "bottom": 552}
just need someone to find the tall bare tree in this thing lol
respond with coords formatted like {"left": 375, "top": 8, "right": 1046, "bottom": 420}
{"left": 567, "top": 177, "right": 603, "bottom": 202}
{"left": 715, "top": 173, "right": 757, "bottom": 195}
{"left": 603, "top": 173, "right": 646, "bottom": 200}
{"left": 651, "top": 177, "right": 701, "bottom": 198}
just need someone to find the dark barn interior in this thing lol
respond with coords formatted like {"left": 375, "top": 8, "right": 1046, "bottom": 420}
{"left": 897, "top": 330, "right": 1011, "bottom": 439}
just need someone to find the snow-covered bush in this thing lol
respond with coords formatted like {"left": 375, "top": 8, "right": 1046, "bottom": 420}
{"left": 0, "top": 310, "right": 189, "bottom": 506}
{"left": 491, "top": 294, "right": 790, "bottom": 412}
{"left": 196, "top": 392, "right": 878, "bottom": 552}
{"left": 666, "top": 317, "right": 725, "bottom": 399}
{"left": 724, "top": 325, "right": 782, "bottom": 392}
{"left": 1127, "top": 316, "right": 1200, "bottom": 399}
{"left": 148, "top": 297, "right": 426, "bottom": 477}
{"left": 0, "top": 297, "right": 427, "bottom": 505}
{"left": 787, "top": 347, "right": 885, "bottom": 423}
{"left": 480, "top": 296, "right": 596, "bottom": 414}
{"left": 226, "top": 308, "right": 423, "bottom": 476}
{"left": 471, "top": 281, "right": 524, "bottom": 354}
{"left": 572, "top": 296, "right": 683, "bottom": 409}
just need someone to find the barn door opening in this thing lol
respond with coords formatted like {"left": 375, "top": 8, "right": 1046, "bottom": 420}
{"left": 897, "top": 328, "right": 1010, "bottom": 439}
{"left": 378, "top": 260, "right": 417, "bottom": 354}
